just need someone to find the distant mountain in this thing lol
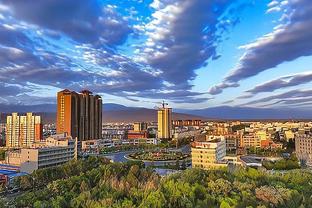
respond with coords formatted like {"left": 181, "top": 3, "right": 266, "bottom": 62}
{"left": 0, "top": 103, "right": 205, "bottom": 123}
{"left": 0, "top": 104, "right": 56, "bottom": 113}
{"left": 175, "top": 106, "right": 312, "bottom": 120}
{"left": 0, "top": 103, "right": 130, "bottom": 113}
{"left": 1, "top": 104, "right": 311, "bottom": 123}
{"left": 102, "top": 108, "right": 206, "bottom": 123}
{"left": 102, "top": 103, "right": 130, "bottom": 111}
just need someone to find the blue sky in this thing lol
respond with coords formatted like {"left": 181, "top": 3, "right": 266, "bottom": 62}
{"left": 0, "top": 0, "right": 311, "bottom": 109}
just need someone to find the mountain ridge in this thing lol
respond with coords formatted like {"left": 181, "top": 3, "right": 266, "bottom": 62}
{"left": 0, "top": 103, "right": 311, "bottom": 122}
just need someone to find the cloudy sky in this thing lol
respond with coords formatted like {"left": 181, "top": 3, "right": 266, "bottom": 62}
{"left": 0, "top": 0, "right": 311, "bottom": 109}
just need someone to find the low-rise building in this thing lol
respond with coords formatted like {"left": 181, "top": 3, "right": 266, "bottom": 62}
{"left": 0, "top": 164, "right": 27, "bottom": 187}
{"left": 241, "top": 133, "right": 261, "bottom": 148}
{"left": 284, "top": 130, "right": 295, "bottom": 142}
{"left": 191, "top": 136, "right": 226, "bottom": 169}
{"left": 127, "top": 130, "right": 148, "bottom": 139}
{"left": 224, "top": 134, "right": 239, "bottom": 153}
{"left": 173, "top": 120, "right": 201, "bottom": 127}
{"left": 5, "top": 133, "right": 77, "bottom": 173}
{"left": 81, "top": 139, "right": 108, "bottom": 153}
{"left": 133, "top": 122, "right": 148, "bottom": 132}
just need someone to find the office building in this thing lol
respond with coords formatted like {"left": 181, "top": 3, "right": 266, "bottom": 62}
{"left": 56, "top": 89, "right": 102, "bottom": 141}
{"left": 295, "top": 133, "right": 312, "bottom": 167}
{"left": 5, "top": 133, "right": 77, "bottom": 173}
{"left": 191, "top": 136, "right": 226, "bottom": 169}
{"left": 157, "top": 102, "right": 172, "bottom": 139}
{"left": 6, "top": 113, "right": 42, "bottom": 148}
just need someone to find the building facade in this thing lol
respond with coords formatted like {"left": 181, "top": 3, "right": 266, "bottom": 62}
{"left": 56, "top": 89, "right": 102, "bottom": 141}
{"left": 0, "top": 123, "right": 6, "bottom": 146}
{"left": 173, "top": 120, "right": 201, "bottom": 127}
{"left": 240, "top": 133, "right": 261, "bottom": 148}
{"left": 157, "top": 106, "right": 172, "bottom": 139}
{"left": 6, "top": 113, "right": 42, "bottom": 148}
{"left": 127, "top": 130, "right": 148, "bottom": 139}
{"left": 191, "top": 136, "right": 226, "bottom": 169}
{"left": 295, "top": 133, "right": 312, "bottom": 167}
{"left": 5, "top": 133, "right": 77, "bottom": 173}
{"left": 133, "top": 122, "right": 148, "bottom": 132}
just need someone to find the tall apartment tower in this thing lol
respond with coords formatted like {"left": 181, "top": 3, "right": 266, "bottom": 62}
{"left": 157, "top": 102, "right": 172, "bottom": 139}
{"left": 56, "top": 89, "right": 102, "bottom": 141}
{"left": 6, "top": 113, "right": 42, "bottom": 148}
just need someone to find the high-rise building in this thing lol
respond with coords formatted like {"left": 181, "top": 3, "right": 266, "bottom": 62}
{"left": 295, "top": 133, "right": 312, "bottom": 167}
{"left": 157, "top": 102, "right": 172, "bottom": 139}
{"left": 0, "top": 123, "right": 6, "bottom": 146}
{"left": 6, "top": 113, "right": 42, "bottom": 148}
{"left": 56, "top": 89, "right": 102, "bottom": 141}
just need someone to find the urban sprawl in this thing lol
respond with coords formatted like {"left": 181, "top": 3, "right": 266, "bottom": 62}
{"left": 0, "top": 89, "right": 311, "bottom": 194}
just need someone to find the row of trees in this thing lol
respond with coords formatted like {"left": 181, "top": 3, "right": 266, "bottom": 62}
{"left": 14, "top": 156, "right": 110, "bottom": 190}
{"left": 247, "top": 146, "right": 284, "bottom": 157}
{"left": 0, "top": 149, "right": 6, "bottom": 160}
{"left": 10, "top": 160, "right": 312, "bottom": 208}
{"left": 100, "top": 142, "right": 175, "bottom": 154}
{"left": 262, "top": 154, "right": 300, "bottom": 170}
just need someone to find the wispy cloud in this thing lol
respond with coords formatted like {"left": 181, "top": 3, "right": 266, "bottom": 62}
{"left": 209, "top": 0, "right": 312, "bottom": 95}
{"left": 241, "top": 89, "right": 312, "bottom": 107}
{"left": 238, "top": 71, "right": 312, "bottom": 99}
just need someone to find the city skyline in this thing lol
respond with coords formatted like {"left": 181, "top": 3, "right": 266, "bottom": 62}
{"left": 0, "top": 0, "right": 311, "bottom": 111}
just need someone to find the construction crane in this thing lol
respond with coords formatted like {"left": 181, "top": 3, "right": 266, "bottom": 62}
{"left": 161, "top": 100, "right": 168, "bottom": 108}
{"left": 154, "top": 100, "right": 169, "bottom": 110}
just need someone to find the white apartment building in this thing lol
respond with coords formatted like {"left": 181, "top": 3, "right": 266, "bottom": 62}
{"left": 5, "top": 133, "right": 77, "bottom": 173}
{"left": 191, "top": 136, "right": 226, "bottom": 169}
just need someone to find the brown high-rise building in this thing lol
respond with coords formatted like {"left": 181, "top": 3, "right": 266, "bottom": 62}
{"left": 56, "top": 89, "right": 102, "bottom": 141}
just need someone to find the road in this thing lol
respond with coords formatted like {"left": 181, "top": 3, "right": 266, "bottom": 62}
{"left": 101, "top": 145, "right": 191, "bottom": 175}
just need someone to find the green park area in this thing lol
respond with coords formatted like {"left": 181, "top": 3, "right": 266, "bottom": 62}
{"left": 262, "top": 154, "right": 300, "bottom": 170}
{"left": 2, "top": 157, "right": 312, "bottom": 208}
{"left": 127, "top": 150, "right": 190, "bottom": 161}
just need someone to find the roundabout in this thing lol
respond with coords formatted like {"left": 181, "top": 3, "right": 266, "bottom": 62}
{"left": 126, "top": 149, "right": 190, "bottom": 162}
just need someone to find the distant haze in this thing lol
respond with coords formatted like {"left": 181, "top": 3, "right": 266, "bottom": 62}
{"left": 0, "top": 103, "right": 311, "bottom": 123}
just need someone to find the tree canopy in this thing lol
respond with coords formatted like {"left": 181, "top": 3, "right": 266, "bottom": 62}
{"left": 9, "top": 160, "right": 312, "bottom": 208}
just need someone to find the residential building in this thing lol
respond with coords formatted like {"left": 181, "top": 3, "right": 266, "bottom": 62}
{"left": 56, "top": 89, "right": 102, "bottom": 141}
{"left": 173, "top": 120, "right": 201, "bottom": 127}
{"left": 224, "top": 134, "right": 239, "bottom": 153}
{"left": 285, "top": 130, "right": 295, "bottom": 142}
{"left": 6, "top": 113, "right": 42, "bottom": 148}
{"left": 256, "top": 130, "right": 271, "bottom": 148}
{"left": 0, "top": 123, "right": 6, "bottom": 146}
{"left": 240, "top": 133, "right": 261, "bottom": 148}
{"left": 157, "top": 103, "right": 172, "bottom": 139}
{"left": 191, "top": 136, "right": 226, "bottom": 169}
{"left": 133, "top": 122, "right": 148, "bottom": 132}
{"left": 295, "top": 133, "right": 312, "bottom": 167}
